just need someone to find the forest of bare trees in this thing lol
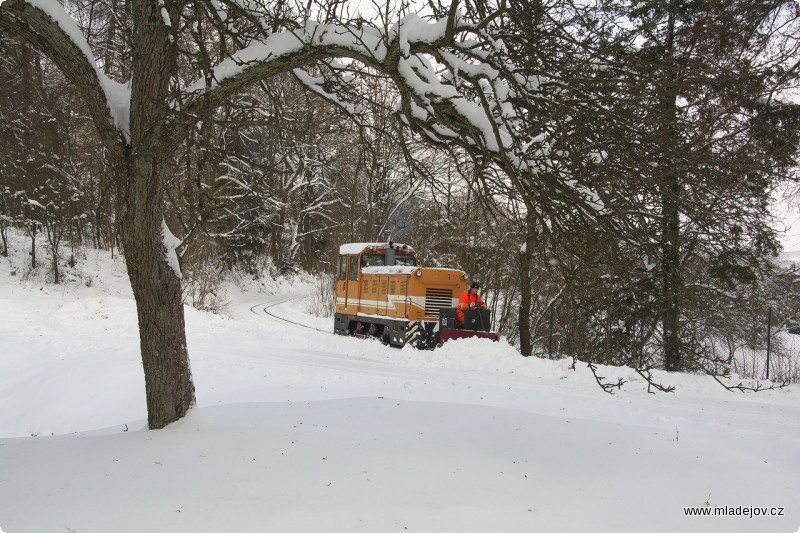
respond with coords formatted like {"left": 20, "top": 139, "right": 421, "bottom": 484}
{"left": 3, "top": 0, "right": 800, "bottom": 428}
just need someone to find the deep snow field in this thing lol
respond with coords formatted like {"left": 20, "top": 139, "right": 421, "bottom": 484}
{"left": 1, "top": 236, "right": 799, "bottom": 533}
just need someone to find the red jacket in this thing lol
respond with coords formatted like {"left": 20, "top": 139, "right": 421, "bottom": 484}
{"left": 457, "top": 290, "right": 486, "bottom": 323}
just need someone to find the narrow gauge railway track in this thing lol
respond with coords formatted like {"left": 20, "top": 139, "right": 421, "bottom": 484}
{"left": 249, "top": 295, "right": 333, "bottom": 335}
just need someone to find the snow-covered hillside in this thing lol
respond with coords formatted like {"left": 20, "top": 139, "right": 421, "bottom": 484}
{"left": 1, "top": 236, "right": 799, "bottom": 532}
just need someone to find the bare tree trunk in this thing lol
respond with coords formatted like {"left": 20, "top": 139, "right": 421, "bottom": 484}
{"left": 29, "top": 227, "right": 36, "bottom": 269}
{"left": 111, "top": 0, "right": 195, "bottom": 429}
{"left": 51, "top": 245, "right": 59, "bottom": 284}
{"left": 518, "top": 210, "right": 536, "bottom": 357}
{"left": 0, "top": 225, "right": 7, "bottom": 257}
{"left": 120, "top": 207, "right": 194, "bottom": 428}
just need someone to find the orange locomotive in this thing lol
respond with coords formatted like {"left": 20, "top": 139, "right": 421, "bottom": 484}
{"left": 334, "top": 242, "right": 499, "bottom": 348}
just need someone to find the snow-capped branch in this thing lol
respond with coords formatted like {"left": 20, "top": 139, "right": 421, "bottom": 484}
{"left": 3, "top": 0, "right": 606, "bottom": 226}
{"left": 0, "top": 0, "right": 131, "bottom": 146}
{"left": 165, "top": 3, "right": 606, "bottom": 218}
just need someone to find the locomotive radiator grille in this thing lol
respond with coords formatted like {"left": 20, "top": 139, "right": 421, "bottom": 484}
{"left": 425, "top": 288, "right": 454, "bottom": 320}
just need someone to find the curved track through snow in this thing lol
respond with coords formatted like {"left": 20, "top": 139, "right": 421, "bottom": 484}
{"left": 249, "top": 294, "right": 333, "bottom": 334}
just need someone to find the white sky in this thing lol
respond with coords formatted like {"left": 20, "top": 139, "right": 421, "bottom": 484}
{"left": 772, "top": 189, "right": 800, "bottom": 252}
{"left": 777, "top": 213, "right": 800, "bottom": 251}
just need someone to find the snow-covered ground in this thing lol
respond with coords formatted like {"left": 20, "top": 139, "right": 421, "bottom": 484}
{"left": 1, "top": 236, "right": 799, "bottom": 532}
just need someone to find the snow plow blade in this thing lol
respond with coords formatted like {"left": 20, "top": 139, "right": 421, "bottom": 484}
{"left": 437, "top": 308, "right": 500, "bottom": 345}
{"left": 439, "top": 329, "right": 500, "bottom": 344}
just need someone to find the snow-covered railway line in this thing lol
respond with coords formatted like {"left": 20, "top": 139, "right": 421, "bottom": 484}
{"left": 249, "top": 295, "right": 332, "bottom": 334}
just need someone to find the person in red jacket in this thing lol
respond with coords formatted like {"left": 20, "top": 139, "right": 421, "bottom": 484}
{"left": 457, "top": 282, "right": 487, "bottom": 326}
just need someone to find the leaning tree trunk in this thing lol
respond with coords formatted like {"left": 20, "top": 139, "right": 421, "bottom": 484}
{"left": 119, "top": 185, "right": 195, "bottom": 429}
{"left": 114, "top": 136, "right": 195, "bottom": 430}
{"left": 114, "top": 0, "right": 195, "bottom": 429}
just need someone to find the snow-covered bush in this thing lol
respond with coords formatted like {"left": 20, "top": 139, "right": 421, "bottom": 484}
{"left": 306, "top": 273, "right": 336, "bottom": 318}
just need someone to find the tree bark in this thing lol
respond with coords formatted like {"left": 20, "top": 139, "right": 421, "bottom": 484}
{"left": 30, "top": 229, "right": 36, "bottom": 269}
{"left": 121, "top": 211, "right": 194, "bottom": 428}
{"left": 518, "top": 210, "right": 537, "bottom": 357}
{"left": 1, "top": 225, "right": 7, "bottom": 256}
{"left": 117, "top": 0, "right": 195, "bottom": 428}
{"left": 51, "top": 245, "right": 59, "bottom": 284}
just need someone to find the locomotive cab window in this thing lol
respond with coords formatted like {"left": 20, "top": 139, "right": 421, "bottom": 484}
{"left": 338, "top": 255, "right": 347, "bottom": 281}
{"left": 349, "top": 255, "right": 359, "bottom": 281}
{"left": 361, "top": 254, "right": 385, "bottom": 268}
{"left": 395, "top": 256, "right": 417, "bottom": 266}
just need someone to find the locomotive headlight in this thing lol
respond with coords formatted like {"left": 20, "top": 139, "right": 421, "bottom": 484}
{"left": 462, "top": 273, "right": 468, "bottom": 280}
{"left": 415, "top": 270, "right": 422, "bottom": 277}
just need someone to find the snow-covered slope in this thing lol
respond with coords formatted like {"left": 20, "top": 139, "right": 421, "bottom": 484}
{"left": 1, "top": 236, "right": 799, "bottom": 532}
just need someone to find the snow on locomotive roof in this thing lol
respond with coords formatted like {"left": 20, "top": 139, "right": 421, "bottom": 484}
{"left": 362, "top": 266, "right": 465, "bottom": 275}
{"left": 339, "top": 242, "right": 415, "bottom": 255}
{"left": 362, "top": 266, "right": 418, "bottom": 275}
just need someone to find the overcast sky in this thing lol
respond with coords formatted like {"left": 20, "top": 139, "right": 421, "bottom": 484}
{"left": 772, "top": 191, "right": 800, "bottom": 252}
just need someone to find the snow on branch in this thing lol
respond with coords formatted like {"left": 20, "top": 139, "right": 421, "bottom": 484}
{"left": 162, "top": 220, "right": 184, "bottom": 279}
{"left": 0, "top": 0, "right": 131, "bottom": 144}
{"left": 180, "top": 20, "right": 393, "bottom": 101}
{"left": 291, "top": 67, "right": 363, "bottom": 116}
{"left": 4, "top": 0, "right": 606, "bottom": 220}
